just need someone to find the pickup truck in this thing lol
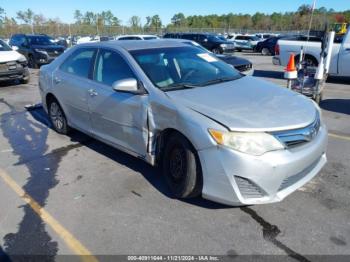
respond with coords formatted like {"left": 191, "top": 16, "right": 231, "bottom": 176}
{"left": 273, "top": 31, "right": 350, "bottom": 77}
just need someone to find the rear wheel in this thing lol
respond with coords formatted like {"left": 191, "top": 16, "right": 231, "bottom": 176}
{"left": 162, "top": 133, "right": 202, "bottom": 198}
{"left": 48, "top": 98, "right": 70, "bottom": 134}
{"left": 261, "top": 48, "right": 271, "bottom": 56}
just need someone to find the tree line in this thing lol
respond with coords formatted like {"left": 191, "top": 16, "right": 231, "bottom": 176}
{"left": 0, "top": 5, "right": 350, "bottom": 37}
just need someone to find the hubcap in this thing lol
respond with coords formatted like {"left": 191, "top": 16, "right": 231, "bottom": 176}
{"left": 50, "top": 102, "right": 64, "bottom": 130}
{"left": 169, "top": 147, "right": 186, "bottom": 182}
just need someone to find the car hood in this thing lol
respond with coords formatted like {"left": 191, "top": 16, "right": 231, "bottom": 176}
{"left": 0, "top": 51, "right": 25, "bottom": 63}
{"left": 166, "top": 76, "right": 317, "bottom": 132}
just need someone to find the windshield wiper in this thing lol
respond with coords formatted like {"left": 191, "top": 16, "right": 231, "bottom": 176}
{"left": 199, "top": 77, "right": 239, "bottom": 86}
{"left": 162, "top": 83, "right": 198, "bottom": 91}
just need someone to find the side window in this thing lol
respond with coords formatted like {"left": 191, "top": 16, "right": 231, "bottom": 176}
{"left": 60, "top": 48, "right": 95, "bottom": 78}
{"left": 94, "top": 49, "right": 135, "bottom": 86}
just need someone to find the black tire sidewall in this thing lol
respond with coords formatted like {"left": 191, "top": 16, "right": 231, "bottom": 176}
{"left": 48, "top": 99, "right": 69, "bottom": 134}
{"left": 162, "top": 133, "right": 202, "bottom": 198}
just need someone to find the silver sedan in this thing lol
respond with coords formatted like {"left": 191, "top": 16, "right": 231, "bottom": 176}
{"left": 39, "top": 40, "right": 327, "bottom": 205}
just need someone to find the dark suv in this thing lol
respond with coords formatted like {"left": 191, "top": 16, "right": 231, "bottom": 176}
{"left": 9, "top": 34, "right": 66, "bottom": 68}
{"left": 163, "top": 33, "right": 235, "bottom": 54}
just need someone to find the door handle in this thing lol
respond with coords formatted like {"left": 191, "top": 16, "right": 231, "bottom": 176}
{"left": 54, "top": 77, "right": 61, "bottom": 84}
{"left": 88, "top": 89, "right": 98, "bottom": 97}
{"left": 345, "top": 48, "right": 350, "bottom": 52}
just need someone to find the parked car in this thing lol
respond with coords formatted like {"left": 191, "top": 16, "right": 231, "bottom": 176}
{"left": 178, "top": 39, "right": 253, "bottom": 75}
{"left": 255, "top": 33, "right": 278, "bottom": 40}
{"left": 255, "top": 36, "right": 282, "bottom": 56}
{"left": 273, "top": 31, "right": 349, "bottom": 76}
{"left": 9, "top": 34, "right": 66, "bottom": 68}
{"left": 0, "top": 39, "right": 30, "bottom": 83}
{"left": 163, "top": 32, "right": 235, "bottom": 54}
{"left": 39, "top": 40, "right": 327, "bottom": 206}
{"left": 232, "top": 35, "right": 261, "bottom": 51}
{"left": 76, "top": 36, "right": 101, "bottom": 44}
{"left": 116, "top": 35, "right": 159, "bottom": 40}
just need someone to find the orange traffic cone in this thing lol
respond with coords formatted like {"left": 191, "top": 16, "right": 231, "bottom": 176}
{"left": 284, "top": 53, "right": 297, "bottom": 89}
{"left": 285, "top": 53, "right": 296, "bottom": 72}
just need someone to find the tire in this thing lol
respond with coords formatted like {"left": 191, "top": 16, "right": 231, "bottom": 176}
{"left": 261, "top": 48, "right": 271, "bottom": 56}
{"left": 28, "top": 55, "right": 38, "bottom": 69}
{"left": 162, "top": 133, "right": 202, "bottom": 199}
{"left": 295, "top": 55, "right": 318, "bottom": 68}
{"left": 212, "top": 48, "right": 222, "bottom": 54}
{"left": 48, "top": 98, "right": 70, "bottom": 134}
{"left": 21, "top": 76, "right": 30, "bottom": 84}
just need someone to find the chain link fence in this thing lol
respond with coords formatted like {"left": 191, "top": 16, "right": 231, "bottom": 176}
{"left": 0, "top": 23, "right": 308, "bottom": 39}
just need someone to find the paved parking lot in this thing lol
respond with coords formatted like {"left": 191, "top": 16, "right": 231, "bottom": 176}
{"left": 0, "top": 53, "right": 349, "bottom": 260}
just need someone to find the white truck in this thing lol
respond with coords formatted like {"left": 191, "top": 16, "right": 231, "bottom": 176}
{"left": 273, "top": 31, "right": 350, "bottom": 77}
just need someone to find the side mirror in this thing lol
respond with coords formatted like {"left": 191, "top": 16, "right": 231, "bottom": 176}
{"left": 112, "top": 78, "right": 146, "bottom": 95}
{"left": 12, "top": 46, "right": 19, "bottom": 51}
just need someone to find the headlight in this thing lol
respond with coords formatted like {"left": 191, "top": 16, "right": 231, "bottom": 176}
{"left": 209, "top": 129, "right": 285, "bottom": 156}
{"left": 18, "top": 55, "right": 27, "bottom": 63}
{"left": 220, "top": 44, "right": 227, "bottom": 48}
{"left": 35, "top": 49, "right": 48, "bottom": 54}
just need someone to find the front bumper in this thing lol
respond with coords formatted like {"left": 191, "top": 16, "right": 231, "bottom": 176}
{"left": 0, "top": 63, "right": 29, "bottom": 81}
{"left": 273, "top": 56, "right": 281, "bottom": 65}
{"left": 198, "top": 124, "right": 328, "bottom": 206}
{"left": 34, "top": 52, "right": 61, "bottom": 65}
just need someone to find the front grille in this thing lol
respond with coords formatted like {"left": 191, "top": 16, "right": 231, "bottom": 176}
{"left": 273, "top": 112, "right": 321, "bottom": 149}
{"left": 278, "top": 156, "right": 321, "bottom": 191}
{"left": 235, "top": 176, "right": 265, "bottom": 199}
{"left": 235, "top": 63, "right": 252, "bottom": 72}
{"left": 0, "top": 61, "right": 19, "bottom": 72}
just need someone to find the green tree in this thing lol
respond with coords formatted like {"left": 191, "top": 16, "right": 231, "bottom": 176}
{"left": 171, "top": 13, "right": 186, "bottom": 27}
{"left": 74, "top": 10, "right": 83, "bottom": 24}
{"left": 16, "top": 9, "right": 34, "bottom": 25}
{"left": 129, "top": 15, "right": 141, "bottom": 28}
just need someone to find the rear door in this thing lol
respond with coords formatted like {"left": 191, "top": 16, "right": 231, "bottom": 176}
{"left": 88, "top": 48, "right": 148, "bottom": 156}
{"left": 53, "top": 48, "right": 96, "bottom": 132}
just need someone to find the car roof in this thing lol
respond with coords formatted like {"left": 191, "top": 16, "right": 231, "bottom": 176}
{"left": 78, "top": 39, "right": 189, "bottom": 51}
{"left": 118, "top": 35, "right": 158, "bottom": 38}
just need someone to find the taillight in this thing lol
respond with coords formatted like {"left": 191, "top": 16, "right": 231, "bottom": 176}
{"left": 275, "top": 44, "right": 280, "bottom": 55}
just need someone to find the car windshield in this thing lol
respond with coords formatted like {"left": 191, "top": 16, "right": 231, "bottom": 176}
{"left": 0, "top": 40, "right": 12, "bottom": 51}
{"left": 28, "top": 36, "right": 55, "bottom": 45}
{"left": 209, "top": 35, "right": 225, "bottom": 41}
{"left": 131, "top": 46, "right": 241, "bottom": 91}
{"left": 216, "top": 35, "right": 227, "bottom": 41}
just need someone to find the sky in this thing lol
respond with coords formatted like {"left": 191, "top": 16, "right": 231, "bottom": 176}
{"left": 1, "top": 0, "right": 348, "bottom": 25}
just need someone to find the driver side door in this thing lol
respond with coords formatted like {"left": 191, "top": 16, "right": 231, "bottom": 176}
{"left": 88, "top": 48, "right": 149, "bottom": 157}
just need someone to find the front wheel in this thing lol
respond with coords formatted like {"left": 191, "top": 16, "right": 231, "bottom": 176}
{"left": 28, "top": 55, "right": 38, "bottom": 69}
{"left": 48, "top": 99, "right": 70, "bottom": 134}
{"left": 212, "top": 48, "right": 222, "bottom": 54}
{"left": 162, "top": 133, "right": 202, "bottom": 198}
